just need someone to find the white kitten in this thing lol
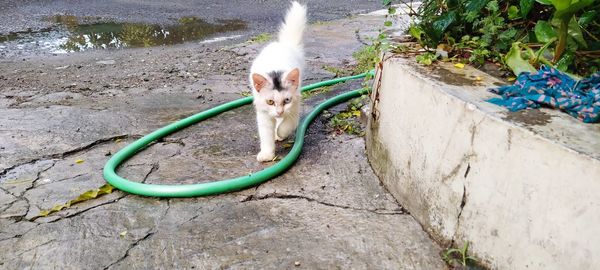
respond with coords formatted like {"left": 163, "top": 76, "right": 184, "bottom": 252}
{"left": 250, "top": 1, "right": 307, "bottom": 162}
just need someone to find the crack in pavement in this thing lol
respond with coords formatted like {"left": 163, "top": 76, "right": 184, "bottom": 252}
{"left": 102, "top": 231, "right": 155, "bottom": 270}
{"left": 14, "top": 239, "right": 56, "bottom": 257}
{"left": 40, "top": 163, "right": 158, "bottom": 223}
{"left": 241, "top": 192, "right": 407, "bottom": 215}
{"left": 45, "top": 193, "right": 128, "bottom": 223}
{"left": 0, "top": 134, "right": 141, "bottom": 177}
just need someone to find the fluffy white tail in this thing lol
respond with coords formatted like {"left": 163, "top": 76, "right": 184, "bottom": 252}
{"left": 278, "top": 1, "right": 307, "bottom": 46}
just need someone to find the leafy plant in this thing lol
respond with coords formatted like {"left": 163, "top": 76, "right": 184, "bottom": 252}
{"left": 416, "top": 52, "right": 438, "bottom": 65}
{"left": 536, "top": 0, "right": 595, "bottom": 62}
{"left": 400, "top": 0, "right": 600, "bottom": 76}
{"left": 443, "top": 242, "right": 478, "bottom": 267}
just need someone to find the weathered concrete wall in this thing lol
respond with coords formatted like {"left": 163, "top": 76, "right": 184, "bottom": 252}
{"left": 366, "top": 56, "right": 600, "bottom": 270}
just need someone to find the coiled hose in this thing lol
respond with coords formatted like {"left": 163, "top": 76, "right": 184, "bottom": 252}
{"left": 103, "top": 71, "right": 371, "bottom": 197}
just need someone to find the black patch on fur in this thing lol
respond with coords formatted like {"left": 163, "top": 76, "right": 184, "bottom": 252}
{"left": 268, "top": 71, "right": 285, "bottom": 91}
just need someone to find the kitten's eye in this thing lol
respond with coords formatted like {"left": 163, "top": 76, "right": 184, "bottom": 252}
{"left": 266, "top": 99, "right": 275, "bottom": 105}
{"left": 284, "top": 98, "right": 291, "bottom": 104}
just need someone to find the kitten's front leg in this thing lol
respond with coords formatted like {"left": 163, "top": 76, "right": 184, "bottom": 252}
{"left": 276, "top": 112, "right": 299, "bottom": 141}
{"left": 256, "top": 111, "right": 276, "bottom": 162}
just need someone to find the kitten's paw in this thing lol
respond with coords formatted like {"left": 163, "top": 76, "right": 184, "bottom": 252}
{"left": 275, "top": 135, "right": 286, "bottom": 142}
{"left": 256, "top": 151, "right": 275, "bottom": 162}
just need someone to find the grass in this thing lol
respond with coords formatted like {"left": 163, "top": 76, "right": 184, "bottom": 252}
{"left": 322, "top": 65, "right": 354, "bottom": 77}
{"left": 301, "top": 85, "right": 333, "bottom": 99}
{"left": 247, "top": 33, "right": 272, "bottom": 44}
{"left": 352, "top": 45, "right": 378, "bottom": 74}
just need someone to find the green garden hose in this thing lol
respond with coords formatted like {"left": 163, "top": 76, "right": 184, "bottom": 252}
{"left": 103, "top": 71, "right": 372, "bottom": 197}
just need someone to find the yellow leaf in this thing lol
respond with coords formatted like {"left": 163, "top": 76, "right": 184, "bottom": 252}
{"left": 454, "top": 63, "right": 465, "bottom": 69}
{"left": 119, "top": 231, "right": 128, "bottom": 237}
{"left": 507, "top": 77, "right": 516, "bottom": 81}
{"left": 75, "top": 159, "right": 84, "bottom": 164}
{"left": 38, "top": 210, "right": 50, "bottom": 217}
{"left": 475, "top": 76, "right": 482, "bottom": 81}
{"left": 115, "top": 138, "right": 122, "bottom": 143}
{"left": 31, "top": 184, "right": 116, "bottom": 220}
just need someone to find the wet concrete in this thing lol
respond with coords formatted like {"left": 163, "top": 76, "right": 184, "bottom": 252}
{"left": 0, "top": 9, "right": 445, "bottom": 270}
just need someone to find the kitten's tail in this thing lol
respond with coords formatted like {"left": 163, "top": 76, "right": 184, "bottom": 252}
{"left": 278, "top": 1, "right": 307, "bottom": 47}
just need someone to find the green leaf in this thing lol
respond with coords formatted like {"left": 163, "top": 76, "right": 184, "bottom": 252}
{"left": 382, "top": 0, "right": 392, "bottom": 6}
{"left": 486, "top": 0, "right": 499, "bottom": 13}
{"left": 536, "top": 0, "right": 552, "bottom": 4}
{"left": 499, "top": 29, "right": 518, "bottom": 41}
{"left": 568, "top": 17, "right": 587, "bottom": 48}
{"left": 505, "top": 42, "right": 537, "bottom": 75}
{"left": 508, "top": 5, "right": 521, "bottom": 20}
{"left": 416, "top": 52, "right": 438, "bottom": 65}
{"left": 579, "top": 10, "right": 597, "bottom": 26}
{"left": 388, "top": 7, "right": 397, "bottom": 14}
{"left": 408, "top": 25, "right": 424, "bottom": 40}
{"left": 520, "top": 0, "right": 535, "bottom": 17}
{"left": 534, "top": 20, "right": 557, "bottom": 43}
{"left": 534, "top": 37, "right": 557, "bottom": 63}
{"left": 551, "top": 0, "right": 595, "bottom": 20}
{"left": 466, "top": 0, "right": 490, "bottom": 12}
{"left": 556, "top": 50, "right": 575, "bottom": 71}
{"left": 465, "top": 11, "right": 479, "bottom": 22}
{"left": 431, "top": 11, "right": 457, "bottom": 40}
{"left": 384, "top": 21, "right": 393, "bottom": 27}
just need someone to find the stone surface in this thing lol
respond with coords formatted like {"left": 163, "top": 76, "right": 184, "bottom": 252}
{"left": 367, "top": 56, "right": 600, "bottom": 270}
{"left": 0, "top": 11, "right": 445, "bottom": 270}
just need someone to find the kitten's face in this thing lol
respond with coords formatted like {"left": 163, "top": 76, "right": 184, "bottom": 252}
{"left": 252, "top": 68, "right": 300, "bottom": 118}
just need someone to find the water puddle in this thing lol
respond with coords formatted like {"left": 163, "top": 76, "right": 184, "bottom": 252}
{"left": 0, "top": 15, "right": 246, "bottom": 57}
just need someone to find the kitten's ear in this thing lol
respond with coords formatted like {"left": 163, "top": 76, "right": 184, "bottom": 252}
{"left": 252, "top": 73, "right": 268, "bottom": 92}
{"left": 286, "top": 68, "right": 300, "bottom": 88}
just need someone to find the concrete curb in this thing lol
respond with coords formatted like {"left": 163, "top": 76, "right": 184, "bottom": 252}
{"left": 366, "top": 56, "right": 600, "bottom": 270}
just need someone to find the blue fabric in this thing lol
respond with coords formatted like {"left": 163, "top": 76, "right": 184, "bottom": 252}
{"left": 488, "top": 66, "right": 600, "bottom": 123}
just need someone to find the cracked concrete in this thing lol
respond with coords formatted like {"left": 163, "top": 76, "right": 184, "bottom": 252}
{"left": 0, "top": 10, "right": 445, "bottom": 270}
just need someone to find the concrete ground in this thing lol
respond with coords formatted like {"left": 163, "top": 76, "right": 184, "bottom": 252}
{"left": 0, "top": 6, "right": 446, "bottom": 270}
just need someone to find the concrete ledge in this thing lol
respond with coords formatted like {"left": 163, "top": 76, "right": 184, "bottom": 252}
{"left": 366, "top": 56, "right": 600, "bottom": 270}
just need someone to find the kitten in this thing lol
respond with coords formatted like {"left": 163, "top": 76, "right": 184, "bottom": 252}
{"left": 249, "top": 1, "right": 307, "bottom": 162}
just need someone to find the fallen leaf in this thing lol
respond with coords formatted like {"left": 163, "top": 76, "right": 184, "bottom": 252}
{"left": 115, "top": 138, "right": 122, "bottom": 143}
{"left": 454, "top": 63, "right": 465, "bottom": 69}
{"left": 475, "top": 76, "right": 482, "bottom": 81}
{"left": 31, "top": 184, "right": 115, "bottom": 220}
{"left": 75, "top": 159, "right": 84, "bottom": 164}
{"left": 119, "top": 231, "right": 128, "bottom": 237}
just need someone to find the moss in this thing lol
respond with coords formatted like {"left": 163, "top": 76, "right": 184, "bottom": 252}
{"left": 247, "top": 33, "right": 272, "bottom": 43}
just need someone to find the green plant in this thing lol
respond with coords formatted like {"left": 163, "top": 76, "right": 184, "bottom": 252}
{"left": 416, "top": 52, "right": 438, "bottom": 65}
{"left": 401, "top": 0, "right": 600, "bottom": 77}
{"left": 443, "top": 242, "right": 478, "bottom": 267}
{"left": 327, "top": 96, "right": 367, "bottom": 135}
{"left": 247, "top": 33, "right": 272, "bottom": 43}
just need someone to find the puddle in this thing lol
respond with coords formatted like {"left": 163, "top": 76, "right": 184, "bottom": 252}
{"left": 0, "top": 15, "right": 246, "bottom": 57}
